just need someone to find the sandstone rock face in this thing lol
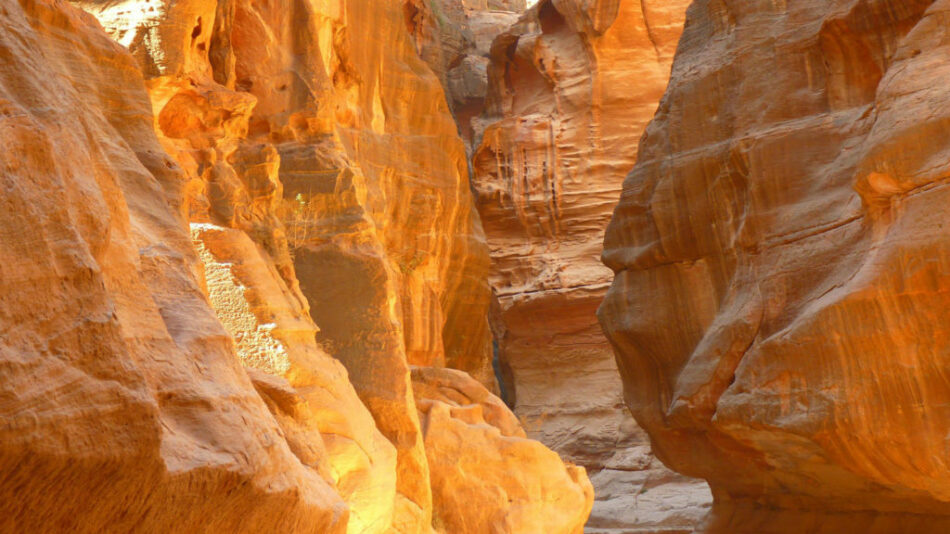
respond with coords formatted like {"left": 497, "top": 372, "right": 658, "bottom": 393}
{"left": 0, "top": 0, "right": 347, "bottom": 531}
{"left": 63, "top": 0, "right": 598, "bottom": 532}
{"left": 192, "top": 224, "right": 398, "bottom": 533}
{"left": 412, "top": 367, "right": 594, "bottom": 534}
{"left": 77, "top": 0, "right": 498, "bottom": 529}
{"left": 471, "top": 0, "right": 711, "bottom": 530}
{"left": 228, "top": 2, "right": 493, "bottom": 528}
{"left": 405, "top": 0, "right": 527, "bottom": 147}
{"left": 600, "top": 0, "right": 950, "bottom": 528}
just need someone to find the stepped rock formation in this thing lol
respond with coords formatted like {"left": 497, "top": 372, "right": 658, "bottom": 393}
{"left": 471, "top": 0, "right": 711, "bottom": 530}
{"left": 600, "top": 0, "right": 950, "bottom": 531}
{"left": 1, "top": 0, "right": 593, "bottom": 531}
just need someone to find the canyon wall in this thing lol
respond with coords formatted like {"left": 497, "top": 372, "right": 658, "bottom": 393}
{"left": 405, "top": 0, "right": 526, "bottom": 148}
{"left": 0, "top": 0, "right": 593, "bottom": 531}
{"left": 470, "top": 0, "right": 711, "bottom": 531}
{"left": 600, "top": 0, "right": 950, "bottom": 531}
{"left": 75, "top": 0, "right": 500, "bottom": 528}
{"left": 0, "top": 0, "right": 348, "bottom": 530}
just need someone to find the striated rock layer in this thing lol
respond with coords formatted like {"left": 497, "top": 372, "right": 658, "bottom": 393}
{"left": 600, "top": 0, "right": 950, "bottom": 530}
{"left": 0, "top": 0, "right": 348, "bottom": 531}
{"left": 45, "top": 0, "right": 594, "bottom": 531}
{"left": 471, "top": 0, "right": 710, "bottom": 530}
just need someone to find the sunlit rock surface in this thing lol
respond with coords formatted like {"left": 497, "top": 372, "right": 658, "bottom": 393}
{"left": 192, "top": 223, "right": 398, "bottom": 533}
{"left": 471, "top": 0, "right": 711, "bottom": 531}
{"left": 230, "top": 2, "right": 494, "bottom": 527}
{"left": 61, "top": 0, "right": 598, "bottom": 531}
{"left": 600, "top": 0, "right": 950, "bottom": 530}
{"left": 412, "top": 366, "right": 594, "bottom": 534}
{"left": 0, "top": 0, "right": 347, "bottom": 531}
{"left": 76, "top": 0, "right": 499, "bottom": 530}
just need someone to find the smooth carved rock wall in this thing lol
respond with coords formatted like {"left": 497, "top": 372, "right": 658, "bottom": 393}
{"left": 471, "top": 0, "right": 711, "bottom": 530}
{"left": 600, "top": 0, "right": 950, "bottom": 530}
{"left": 77, "top": 0, "right": 498, "bottom": 530}
{"left": 0, "top": 0, "right": 348, "bottom": 531}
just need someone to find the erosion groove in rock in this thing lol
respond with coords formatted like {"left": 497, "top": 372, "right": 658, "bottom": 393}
{"left": 600, "top": 0, "right": 950, "bottom": 530}
{"left": 471, "top": 0, "right": 711, "bottom": 531}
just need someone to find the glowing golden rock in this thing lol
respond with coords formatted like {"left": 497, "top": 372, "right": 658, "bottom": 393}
{"left": 412, "top": 367, "right": 594, "bottom": 534}
{"left": 192, "top": 223, "right": 399, "bottom": 533}
{"left": 0, "top": 0, "right": 347, "bottom": 530}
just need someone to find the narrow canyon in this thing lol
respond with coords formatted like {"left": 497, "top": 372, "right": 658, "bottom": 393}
{"left": 2, "top": 0, "right": 950, "bottom": 533}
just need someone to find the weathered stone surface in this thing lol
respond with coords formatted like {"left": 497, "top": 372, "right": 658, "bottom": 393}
{"left": 78, "top": 0, "right": 500, "bottom": 529}
{"left": 406, "top": 0, "right": 526, "bottom": 147}
{"left": 235, "top": 0, "right": 495, "bottom": 392}
{"left": 412, "top": 366, "right": 594, "bottom": 534}
{"left": 471, "top": 0, "right": 710, "bottom": 530}
{"left": 600, "top": 0, "right": 950, "bottom": 527}
{"left": 0, "top": 0, "right": 348, "bottom": 531}
{"left": 226, "top": 2, "right": 494, "bottom": 528}
{"left": 192, "top": 223, "right": 398, "bottom": 533}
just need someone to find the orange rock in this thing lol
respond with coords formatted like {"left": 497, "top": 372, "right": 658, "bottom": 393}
{"left": 192, "top": 223, "right": 398, "bottom": 533}
{"left": 412, "top": 367, "right": 594, "bottom": 534}
{"left": 78, "top": 0, "right": 500, "bottom": 529}
{"left": 217, "top": 1, "right": 494, "bottom": 528}
{"left": 406, "top": 0, "right": 526, "bottom": 147}
{"left": 0, "top": 0, "right": 346, "bottom": 531}
{"left": 471, "top": 0, "right": 710, "bottom": 530}
{"left": 600, "top": 0, "right": 950, "bottom": 526}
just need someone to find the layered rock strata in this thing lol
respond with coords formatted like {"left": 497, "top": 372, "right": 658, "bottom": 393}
{"left": 471, "top": 0, "right": 711, "bottom": 530}
{"left": 600, "top": 0, "right": 950, "bottom": 530}
{"left": 0, "top": 0, "right": 348, "bottom": 530}
{"left": 15, "top": 0, "right": 596, "bottom": 532}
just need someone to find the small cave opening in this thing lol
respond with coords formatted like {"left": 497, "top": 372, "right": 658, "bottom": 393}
{"left": 191, "top": 16, "right": 205, "bottom": 52}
